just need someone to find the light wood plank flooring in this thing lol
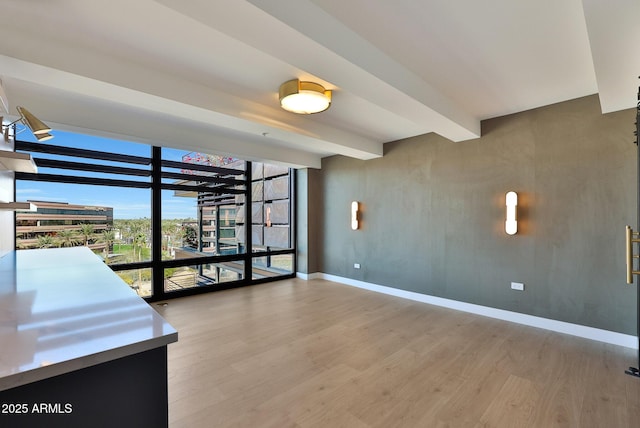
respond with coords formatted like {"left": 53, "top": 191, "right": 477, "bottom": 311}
{"left": 154, "top": 278, "right": 640, "bottom": 427}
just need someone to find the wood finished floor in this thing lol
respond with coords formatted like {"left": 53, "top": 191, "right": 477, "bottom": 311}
{"left": 155, "top": 278, "right": 640, "bottom": 428}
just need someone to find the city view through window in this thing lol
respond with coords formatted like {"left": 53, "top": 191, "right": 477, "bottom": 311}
{"left": 15, "top": 129, "right": 295, "bottom": 299}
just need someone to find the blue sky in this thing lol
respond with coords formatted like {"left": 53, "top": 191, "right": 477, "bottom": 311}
{"left": 16, "top": 129, "right": 199, "bottom": 219}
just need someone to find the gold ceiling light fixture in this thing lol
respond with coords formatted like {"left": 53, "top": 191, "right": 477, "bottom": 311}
{"left": 279, "top": 79, "right": 332, "bottom": 114}
{"left": 2, "top": 106, "right": 53, "bottom": 143}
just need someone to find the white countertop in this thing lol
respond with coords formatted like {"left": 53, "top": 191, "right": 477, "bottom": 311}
{"left": 0, "top": 247, "right": 177, "bottom": 391}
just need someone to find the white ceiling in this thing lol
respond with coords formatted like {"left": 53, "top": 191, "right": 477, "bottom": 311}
{"left": 0, "top": 0, "right": 638, "bottom": 168}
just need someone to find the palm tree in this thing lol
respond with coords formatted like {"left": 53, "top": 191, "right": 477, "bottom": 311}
{"left": 16, "top": 232, "right": 27, "bottom": 249}
{"left": 37, "top": 235, "right": 55, "bottom": 249}
{"left": 79, "top": 224, "right": 95, "bottom": 246}
{"left": 175, "top": 226, "right": 186, "bottom": 248}
{"left": 132, "top": 231, "right": 148, "bottom": 284}
{"left": 99, "top": 229, "right": 116, "bottom": 264}
{"left": 162, "top": 220, "right": 177, "bottom": 251}
{"left": 133, "top": 232, "right": 147, "bottom": 262}
{"left": 57, "top": 229, "right": 80, "bottom": 248}
{"left": 120, "top": 219, "right": 135, "bottom": 244}
{"left": 127, "top": 221, "right": 141, "bottom": 244}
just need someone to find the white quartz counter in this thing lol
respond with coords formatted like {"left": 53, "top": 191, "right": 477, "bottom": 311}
{"left": 0, "top": 247, "right": 177, "bottom": 391}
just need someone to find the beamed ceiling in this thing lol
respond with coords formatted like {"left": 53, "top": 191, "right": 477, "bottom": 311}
{"left": 0, "top": 0, "right": 638, "bottom": 168}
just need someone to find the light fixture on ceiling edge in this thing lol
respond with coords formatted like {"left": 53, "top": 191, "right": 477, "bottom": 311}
{"left": 2, "top": 106, "right": 53, "bottom": 143}
{"left": 279, "top": 79, "right": 332, "bottom": 114}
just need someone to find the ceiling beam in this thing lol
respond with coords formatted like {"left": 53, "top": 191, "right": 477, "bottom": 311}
{"left": 243, "top": 0, "right": 481, "bottom": 141}
{"left": 0, "top": 28, "right": 383, "bottom": 165}
{"left": 581, "top": 0, "right": 640, "bottom": 113}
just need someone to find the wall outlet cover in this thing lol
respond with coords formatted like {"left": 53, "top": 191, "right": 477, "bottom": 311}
{"left": 511, "top": 282, "right": 525, "bottom": 291}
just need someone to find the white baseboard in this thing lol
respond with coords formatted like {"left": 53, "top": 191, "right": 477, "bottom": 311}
{"left": 296, "top": 272, "right": 322, "bottom": 280}
{"left": 297, "top": 272, "right": 638, "bottom": 350}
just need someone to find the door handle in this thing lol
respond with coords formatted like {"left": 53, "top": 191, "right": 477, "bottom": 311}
{"left": 626, "top": 225, "right": 640, "bottom": 284}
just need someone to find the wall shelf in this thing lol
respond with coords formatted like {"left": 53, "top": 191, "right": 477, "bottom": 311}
{"left": 0, "top": 151, "right": 37, "bottom": 173}
{"left": 0, "top": 202, "right": 37, "bottom": 211}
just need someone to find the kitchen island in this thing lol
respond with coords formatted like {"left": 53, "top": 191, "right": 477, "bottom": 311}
{"left": 0, "top": 247, "right": 177, "bottom": 428}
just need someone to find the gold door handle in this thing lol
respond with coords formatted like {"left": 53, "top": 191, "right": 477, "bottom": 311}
{"left": 626, "top": 225, "right": 640, "bottom": 284}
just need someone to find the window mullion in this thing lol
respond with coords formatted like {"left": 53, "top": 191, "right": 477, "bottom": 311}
{"left": 151, "top": 146, "right": 163, "bottom": 298}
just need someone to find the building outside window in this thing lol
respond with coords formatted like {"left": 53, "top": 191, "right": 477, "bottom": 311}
{"left": 16, "top": 201, "right": 113, "bottom": 252}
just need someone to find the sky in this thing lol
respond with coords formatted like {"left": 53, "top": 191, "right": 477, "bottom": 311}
{"left": 15, "top": 128, "right": 199, "bottom": 219}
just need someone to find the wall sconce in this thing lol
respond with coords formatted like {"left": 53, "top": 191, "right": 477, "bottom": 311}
{"left": 351, "top": 201, "right": 359, "bottom": 230}
{"left": 505, "top": 191, "right": 518, "bottom": 235}
{"left": 2, "top": 106, "right": 54, "bottom": 143}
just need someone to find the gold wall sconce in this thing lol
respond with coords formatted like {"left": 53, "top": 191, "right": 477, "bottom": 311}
{"left": 351, "top": 201, "right": 359, "bottom": 230}
{"left": 505, "top": 191, "right": 518, "bottom": 235}
{"left": 2, "top": 106, "right": 53, "bottom": 143}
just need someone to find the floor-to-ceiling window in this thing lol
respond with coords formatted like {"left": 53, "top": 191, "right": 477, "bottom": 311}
{"left": 249, "top": 162, "right": 295, "bottom": 278}
{"left": 14, "top": 129, "right": 295, "bottom": 301}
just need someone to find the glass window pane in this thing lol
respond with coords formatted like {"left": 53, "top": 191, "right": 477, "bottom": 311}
{"left": 15, "top": 183, "right": 151, "bottom": 264}
{"left": 161, "top": 189, "right": 201, "bottom": 260}
{"left": 15, "top": 131, "right": 296, "bottom": 301}
{"left": 161, "top": 148, "right": 246, "bottom": 260}
{"left": 111, "top": 217, "right": 152, "bottom": 264}
{"left": 115, "top": 268, "right": 153, "bottom": 298}
{"left": 164, "top": 261, "right": 243, "bottom": 292}
{"left": 16, "top": 128, "right": 151, "bottom": 183}
{"left": 252, "top": 254, "right": 293, "bottom": 279}
{"left": 251, "top": 162, "right": 292, "bottom": 251}
{"left": 217, "top": 260, "right": 245, "bottom": 283}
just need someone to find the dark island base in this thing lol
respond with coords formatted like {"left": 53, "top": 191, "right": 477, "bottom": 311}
{"left": 0, "top": 346, "right": 168, "bottom": 428}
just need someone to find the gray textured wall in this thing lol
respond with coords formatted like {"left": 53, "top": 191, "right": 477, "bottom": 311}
{"left": 318, "top": 95, "right": 638, "bottom": 334}
{"left": 296, "top": 169, "right": 310, "bottom": 274}
{"left": 296, "top": 168, "right": 322, "bottom": 274}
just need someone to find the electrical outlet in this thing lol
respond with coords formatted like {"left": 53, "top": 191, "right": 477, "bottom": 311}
{"left": 511, "top": 282, "right": 525, "bottom": 291}
{"left": 354, "top": 263, "right": 361, "bottom": 269}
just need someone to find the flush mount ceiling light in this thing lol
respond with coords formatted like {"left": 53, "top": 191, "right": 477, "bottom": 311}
{"left": 279, "top": 79, "right": 332, "bottom": 114}
{"left": 3, "top": 106, "right": 53, "bottom": 143}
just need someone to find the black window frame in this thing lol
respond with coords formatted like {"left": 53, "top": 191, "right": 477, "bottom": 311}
{"left": 15, "top": 139, "right": 296, "bottom": 302}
